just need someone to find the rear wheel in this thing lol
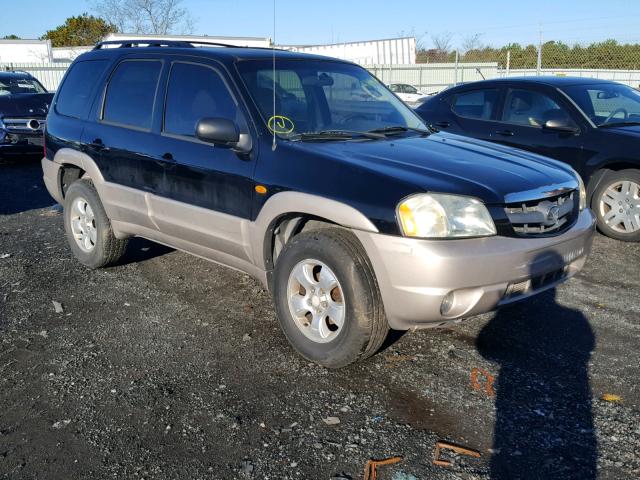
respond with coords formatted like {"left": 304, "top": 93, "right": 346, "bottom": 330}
{"left": 592, "top": 169, "right": 640, "bottom": 242}
{"left": 63, "top": 180, "right": 128, "bottom": 268}
{"left": 273, "top": 228, "right": 389, "bottom": 368}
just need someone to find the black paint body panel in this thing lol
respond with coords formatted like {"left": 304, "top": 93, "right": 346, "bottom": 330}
{"left": 45, "top": 48, "right": 577, "bottom": 237}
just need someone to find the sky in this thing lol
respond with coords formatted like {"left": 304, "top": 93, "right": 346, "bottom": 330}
{"left": 2, "top": 0, "right": 640, "bottom": 48}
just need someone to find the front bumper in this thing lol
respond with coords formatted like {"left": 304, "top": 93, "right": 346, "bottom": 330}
{"left": 0, "top": 138, "right": 43, "bottom": 158}
{"left": 0, "top": 130, "right": 44, "bottom": 158}
{"left": 354, "top": 209, "right": 596, "bottom": 330}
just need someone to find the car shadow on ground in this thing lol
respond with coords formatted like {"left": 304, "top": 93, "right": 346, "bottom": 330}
{"left": 476, "top": 251, "right": 597, "bottom": 480}
{"left": 117, "top": 237, "right": 175, "bottom": 266}
{"left": 0, "top": 157, "right": 55, "bottom": 215}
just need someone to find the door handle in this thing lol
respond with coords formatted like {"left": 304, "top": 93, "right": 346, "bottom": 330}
{"left": 434, "top": 121, "right": 450, "bottom": 128}
{"left": 156, "top": 152, "right": 176, "bottom": 170}
{"left": 495, "top": 130, "right": 514, "bottom": 137}
{"left": 89, "top": 138, "right": 110, "bottom": 152}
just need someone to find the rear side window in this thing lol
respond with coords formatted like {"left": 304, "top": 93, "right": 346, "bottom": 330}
{"left": 451, "top": 89, "right": 499, "bottom": 120}
{"left": 103, "top": 60, "right": 162, "bottom": 130}
{"left": 56, "top": 60, "right": 109, "bottom": 118}
{"left": 163, "top": 62, "right": 239, "bottom": 137}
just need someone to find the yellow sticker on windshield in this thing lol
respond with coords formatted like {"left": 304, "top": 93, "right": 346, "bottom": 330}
{"left": 268, "top": 115, "right": 295, "bottom": 134}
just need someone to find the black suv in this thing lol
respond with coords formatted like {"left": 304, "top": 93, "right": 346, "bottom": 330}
{"left": 42, "top": 40, "right": 595, "bottom": 367}
{"left": 0, "top": 71, "right": 52, "bottom": 160}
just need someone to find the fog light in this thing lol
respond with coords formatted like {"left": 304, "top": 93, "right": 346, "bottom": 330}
{"left": 440, "top": 292, "right": 455, "bottom": 316}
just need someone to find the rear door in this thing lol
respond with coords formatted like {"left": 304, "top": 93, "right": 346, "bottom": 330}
{"left": 493, "top": 85, "right": 585, "bottom": 170}
{"left": 82, "top": 56, "right": 166, "bottom": 231}
{"left": 438, "top": 87, "right": 503, "bottom": 141}
{"left": 148, "top": 57, "right": 256, "bottom": 261}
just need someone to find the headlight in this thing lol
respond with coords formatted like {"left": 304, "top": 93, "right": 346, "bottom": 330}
{"left": 397, "top": 193, "right": 496, "bottom": 238}
{"left": 577, "top": 174, "right": 587, "bottom": 211}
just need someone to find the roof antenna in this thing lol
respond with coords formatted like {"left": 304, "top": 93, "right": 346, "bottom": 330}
{"left": 271, "top": 0, "right": 277, "bottom": 151}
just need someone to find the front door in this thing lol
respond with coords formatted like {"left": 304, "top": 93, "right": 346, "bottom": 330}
{"left": 492, "top": 87, "right": 585, "bottom": 171}
{"left": 149, "top": 58, "right": 256, "bottom": 261}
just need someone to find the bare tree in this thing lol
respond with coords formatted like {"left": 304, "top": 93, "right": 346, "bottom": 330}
{"left": 431, "top": 32, "right": 453, "bottom": 54}
{"left": 398, "top": 27, "right": 428, "bottom": 51}
{"left": 93, "top": 0, "right": 195, "bottom": 35}
{"left": 462, "top": 33, "right": 484, "bottom": 53}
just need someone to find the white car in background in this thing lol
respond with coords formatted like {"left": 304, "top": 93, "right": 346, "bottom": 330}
{"left": 388, "top": 83, "right": 429, "bottom": 105}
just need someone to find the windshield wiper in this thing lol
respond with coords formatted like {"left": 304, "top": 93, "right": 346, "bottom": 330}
{"left": 367, "top": 125, "right": 431, "bottom": 136}
{"left": 292, "top": 130, "right": 385, "bottom": 141}
{"left": 598, "top": 121, "right": 640, "bottom": 128}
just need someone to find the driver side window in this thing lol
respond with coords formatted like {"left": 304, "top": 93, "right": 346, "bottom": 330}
{"left": 164, "top": 62, "right": 242, "bottom": 138}
{"left": 502, "top": 88, "right": 574, "bottom": 128}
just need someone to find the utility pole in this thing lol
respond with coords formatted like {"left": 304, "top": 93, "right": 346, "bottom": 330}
{"left": 537, "top": 23, "right": 542, "bottom": 76}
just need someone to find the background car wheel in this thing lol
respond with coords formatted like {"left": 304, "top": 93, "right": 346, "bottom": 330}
{"left": 273, "top": 228, "right": 389, "bottom": 368}
{"left": 592, "top": 169, "right": 640, "bottom": 242}
{"left": 63, "top": 179, "right": 128, "bottom": 268}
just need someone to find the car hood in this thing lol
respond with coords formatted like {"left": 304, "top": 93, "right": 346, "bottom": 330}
{"left": 0, "top": 93, "right": 54, "bottom": 118}
{"left": 292, "top": 132, "right": 577, "bottom": 205}
{"left": 599, "top": 124, "right": 640, "bottom": 137}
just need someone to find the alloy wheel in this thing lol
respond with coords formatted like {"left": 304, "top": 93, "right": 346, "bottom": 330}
{"left": 69, "top": 197, "right": 97, "bottom": 252}
{"left": 286, "top": 259, "right": 346, "bottom": 343}
{"left": 599, "top": 180, "right": 640, "bottom": 233}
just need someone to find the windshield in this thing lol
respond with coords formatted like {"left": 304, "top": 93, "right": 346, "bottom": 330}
{"left": 0, "top": 76, "right": 47, "bottom": 96}
{"left": 237, "top": 59, "right": 426, "bottom": 139}
{"left": 562, "top": 83, "right": 640, "bottom": 127}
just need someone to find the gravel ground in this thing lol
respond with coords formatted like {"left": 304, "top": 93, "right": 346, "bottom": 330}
{"left": 1, "top": 160, "right": 639, "bottom": 480}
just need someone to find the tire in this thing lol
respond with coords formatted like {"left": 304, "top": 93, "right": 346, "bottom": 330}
{"left": 272, "top": 228, "right": 389, "bottom": 368}
{"left": 63, "top": 179, "right": 128, "bottom": 268}
{"left": 591, "top": 169, "right": 640, "bottom": 242}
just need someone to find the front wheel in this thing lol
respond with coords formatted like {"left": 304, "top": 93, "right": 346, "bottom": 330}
{"left": 592, "top": 169, "right": 640, "bottom": 242}
{"left": 273, "top": 228, "right": 389, "bottom": 368}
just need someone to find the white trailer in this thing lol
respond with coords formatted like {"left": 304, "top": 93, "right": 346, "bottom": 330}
{"left": 0, "top": 40, "right": 52, "bottom": 63}
{"left": 283, "top": 37, "right": 416, "bottom": 65}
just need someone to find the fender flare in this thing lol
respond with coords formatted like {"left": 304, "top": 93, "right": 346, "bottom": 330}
{"left": 249, "top": 191, "right": 379, "bottom": 271}
{"left": 53, "top": 148, "right": 106, "bottom": 185}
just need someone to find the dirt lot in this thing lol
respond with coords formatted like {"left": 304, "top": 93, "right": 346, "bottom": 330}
{"left": 1, "top": 160, "right": 639, "bottom": 480}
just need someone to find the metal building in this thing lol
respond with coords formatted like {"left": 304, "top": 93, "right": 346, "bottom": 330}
{"left": 283, "top": 37, "right": 416, "bottom": 65}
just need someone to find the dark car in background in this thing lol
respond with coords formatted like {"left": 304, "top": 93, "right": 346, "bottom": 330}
{"left": 0, "top": 71, "right": 53, "bottom": 160}
{"left": 415, "top": 77, "right": 640, "bottom": 241}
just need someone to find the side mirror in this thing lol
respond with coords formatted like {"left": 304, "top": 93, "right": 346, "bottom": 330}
{"left": 543, "top": 118, "right": 579, "bottom": 134}
{"left": 196, "top": 117, "right": 240, "bottom": 145}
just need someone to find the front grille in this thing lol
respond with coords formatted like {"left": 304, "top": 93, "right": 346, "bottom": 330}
{"left": 503, "top": 267, "right": 567, "bottom": 301}
{"left": 504, "top": 190, "right": 577, "bottom": 236}
{"left": 3, "top": 117, "right": 46, "bottom": 135}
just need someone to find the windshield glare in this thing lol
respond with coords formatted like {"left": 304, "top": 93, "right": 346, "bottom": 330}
{"left": 0, "top": 77, "right": 47, "bottom": 96}
{"left": 237, "top": 59, "right": 426, "bottom": 138}
{"left": 563, "top": 83, "right": 640, "bottom": 126}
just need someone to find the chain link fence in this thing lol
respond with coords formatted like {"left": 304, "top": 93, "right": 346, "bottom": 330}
{"left": 4, "top": 41, "right": 640, "bottom": 93}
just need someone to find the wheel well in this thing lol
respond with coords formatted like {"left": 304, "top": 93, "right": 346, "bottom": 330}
{"left": 60, "top": 164, "right": 86, "bottom": 198}
{"left": 264, "top": 215, "right": 339, "bottom": 271}
{"left": 587, "top": 163, "right": 639, "bottom": 203}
